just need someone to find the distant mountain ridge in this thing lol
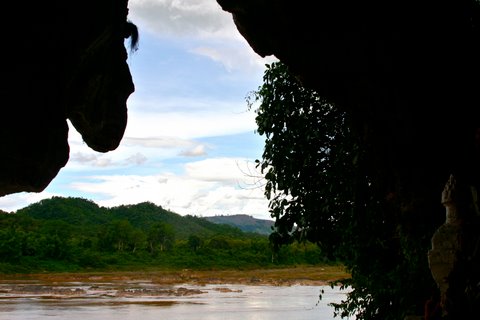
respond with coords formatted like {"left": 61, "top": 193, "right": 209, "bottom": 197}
{"left": 13, "top": 197, "right": 253, "bottom": 240}
{"left": 205, "top": 214, "right": 274, "bottom": 235}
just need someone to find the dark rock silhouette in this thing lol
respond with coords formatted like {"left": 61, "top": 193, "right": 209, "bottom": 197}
{"left": 1, "top": 0, "right": 135, "bottom": 196}
{"left": 217, "top": 0, "right": 480, "bottom": 193}
{"left": 217, "top": 0, "right": 480, "bottom": 317}
{"left": 1, "top": 1, "right": 479, "bottom": 315}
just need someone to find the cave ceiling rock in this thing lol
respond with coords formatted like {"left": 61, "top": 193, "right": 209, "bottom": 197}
{"left": 0, "top": 0, "right": 135, "bottom": 197}
{"left": 217, "top": 0, "right": 480, "bottom": 189}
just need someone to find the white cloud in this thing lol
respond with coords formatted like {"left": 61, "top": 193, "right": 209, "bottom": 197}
{"left": 70, "top": 152, "right": 114, "bottom": 168}
{"left": 128, "top": 0, "right": 241, "bottom": 40}
{"left": 68, "top": 150, "right": 149, "bottom": 169}
{"left": 0, "top": 168, "right": 269, "bottom": 218}
{"left": 0, "top": 192, "right": 59, "bottom": 213}
{"left": 185, "top": 157, "right": 249, "bottom": 182}
{"left": 178, "top": 144, "right": 208, "bottom": 157}
{"left": 0, "top": 0, "right": 272, "bottom": 219}
{"left": 124, "top": 152, "right": 148, "bottom": 165}
{"left": 120, "top": 136, "right": 211, "bottom": 160}
{"left": 67, "top": 122, "right": 210, "bottom": 170}
{"left": 124, "top": 108, "right": 257, "bottom": 139}
{"left": 122, "top": 136, "right": 196, "bottom": 148}
{"left": 128, "top": 0, "right": 277, "bottom": 74}
{"left": 67, "top": 157, "right": 269, "bottom": 218}
{"left": 190, "top": 45, "right": 275, "bottom": 74}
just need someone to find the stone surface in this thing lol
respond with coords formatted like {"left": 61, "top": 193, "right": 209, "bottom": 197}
{"left": 428, "top": 176, "right": 463, "bottom": 317}
{"left": 218, "top": 0, "right": 480, "bottom": 317}
{"left": 217, "top": 0, "right": 480, "bottom": 193}
{"left": 0, "top": 1, "right": 135, "bottom": 196}
{"left": 428, "top": 175, "right": 480, "bottom": 318}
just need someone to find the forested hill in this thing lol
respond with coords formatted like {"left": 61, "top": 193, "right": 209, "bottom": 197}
{"left": 13, "top": 197, "right": 248, "bottom": 240}
{"left": 0, "top": 196, "right": 324, "bottom": 273}
{"left": 205, "top": 214, "right": 273, "bottom": 235}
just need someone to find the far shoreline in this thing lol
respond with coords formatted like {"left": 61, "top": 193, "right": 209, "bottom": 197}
{"left": 0, "top": 265, "right": 350, "bottom": 286}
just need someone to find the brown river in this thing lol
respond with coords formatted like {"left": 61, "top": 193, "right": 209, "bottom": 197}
{"left": 0, "top": 279, "right": 354, "bottom": 320}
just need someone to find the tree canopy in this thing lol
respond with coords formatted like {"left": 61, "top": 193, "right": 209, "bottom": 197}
{"left": 249, "top": 62, "right": 441, "bottom": 319}
{"left": 0, "top": 196, "right": 325, "bottom": 273}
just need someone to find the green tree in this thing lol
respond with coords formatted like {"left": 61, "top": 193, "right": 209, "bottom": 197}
{"left": 147, "top": 222, "right": 175, "bottom": 253}
{"left": 37, "top": 220, "right": 73, "bottom": 259}
{"left": 207, "top": 236, "right": 231, "bottom": 250}
{"left": 187, "top": 235, "right": 202, "bottom": 252}
{"left": 0, "top": 228, "right": 23, "bottom": 262}
{"left": 98, "top": 220, "right": 139, "bottom": 252}
{"left": 248, "top": 61, "right": 355, "bottom": 255}
{"left": 249, "top": 62, "right": 436, "bottom": 319}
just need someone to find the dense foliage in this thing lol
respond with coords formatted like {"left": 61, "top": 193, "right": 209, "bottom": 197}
{"left": 248, "top": 62, "right": 356, "bottom": 256}
{"left": 0, "top": 196, "right": 325, "bottom": 273}
{"left": 249, "top": 62, "right": 438, "bottom": 319}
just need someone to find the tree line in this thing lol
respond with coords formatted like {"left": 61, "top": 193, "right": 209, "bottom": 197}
{"left": 0, "top": 196, "right": 326, "bottom": 273}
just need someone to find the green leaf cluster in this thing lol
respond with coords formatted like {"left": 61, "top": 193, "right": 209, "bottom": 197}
{"left": 249, "top": 62, "right": 357, "bottom": 255}
{"left": 250, "top": 62, "right": 437, "bottom": 319}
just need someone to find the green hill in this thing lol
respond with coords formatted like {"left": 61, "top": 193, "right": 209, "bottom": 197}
{"left": 109, "top": 202, "right": 249, "bottom": 240}
{"left": 16, "top": 196, "right": 108, "bottom": 225}
{"left": 16, "top": 197, "right": 247, "bottom": 240}
{"left": 205, "top": 214, "right": 274, "bottom": 235}
{"left": 0, "top": 196, "right": 325, "bottom": 273}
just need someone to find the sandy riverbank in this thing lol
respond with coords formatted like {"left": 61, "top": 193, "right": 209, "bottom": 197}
{"left": 0, "top": 265, "right": 349, "bottom": 286}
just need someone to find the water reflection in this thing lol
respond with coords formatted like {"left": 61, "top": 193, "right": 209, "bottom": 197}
{"left": 0, "top": 281, "right": 354, "bottom": 320}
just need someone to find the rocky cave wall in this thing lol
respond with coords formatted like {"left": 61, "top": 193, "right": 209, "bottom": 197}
{"left": 0, "top": 0, "right": 478, "bottom": 317}
{"left": 217, "top": 0, "right": 480, "bottom": 317}
{"left": 0, "top": 0, "right": 135, "bottom": 196}
{"left": 217, "top": 0, "right": 480, "bottom": 194}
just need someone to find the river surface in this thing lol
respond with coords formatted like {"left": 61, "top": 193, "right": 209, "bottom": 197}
{"left": 0, "top": 279, "right": 354, "bottom": 320}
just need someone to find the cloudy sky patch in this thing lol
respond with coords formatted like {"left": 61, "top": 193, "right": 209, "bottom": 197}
{"left": 179, "top": 144, "right": 208, "bottom": 157}
{"left": 0, "top": 0, "right": 273, "bottom": 219}
{"left": 128, "top": 0, "right": 241, "bottom": 40}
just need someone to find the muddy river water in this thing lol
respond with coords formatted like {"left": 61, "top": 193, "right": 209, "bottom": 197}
{"left": 0, "top": 279, "right": 355, "bottom": 320}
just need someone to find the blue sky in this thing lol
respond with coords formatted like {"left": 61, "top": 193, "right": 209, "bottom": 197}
{"left": 0, "top": 0, "right": 276, "bottom": 219}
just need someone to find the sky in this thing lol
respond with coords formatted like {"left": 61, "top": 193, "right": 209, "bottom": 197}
{"left": 0, "top": 0, "right": 277, "bottom": 220}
